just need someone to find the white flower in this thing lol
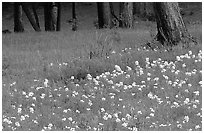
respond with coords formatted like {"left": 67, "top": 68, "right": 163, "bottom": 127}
{"left": 127, "top": 66, "right": 132, "bottom": 71}
{"left": 145, "top": 58, "right": 150, "bottom": 62}
{"left": 28, "top": 92, "right": 34, "bottom": 97}
{"left": 111, "top": 50, "right": 116, "bottom": 54}
{"left": 184, "top": 116, "right": 189, "bottom": 122}
{"left": 115, "top": 65, "right": 122, "bottom": 72}
{"left": 176, "top": 56, "right": 181, "bottom": 61}
{"left": 135, "top": 61, "right": 139, "bottom": 66}
{"left": 184, "top": 98, "right": 190, "bottom": 104}
{"left": 87, "top": 74, "right": 92, "bottom": 80}
{"left": 44, "top": 79, "right": 49, "bottom": 87}
{"left": 71, "top": 76, "right": 75, "bottom": 79}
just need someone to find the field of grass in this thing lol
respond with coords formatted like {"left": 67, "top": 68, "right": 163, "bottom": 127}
{"left": 2, "top": 2, "right": 202, "bottom": 131}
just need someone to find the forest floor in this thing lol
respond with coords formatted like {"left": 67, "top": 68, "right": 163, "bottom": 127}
{"left": 2, "top": 2, "right": 202, "bottom": 131}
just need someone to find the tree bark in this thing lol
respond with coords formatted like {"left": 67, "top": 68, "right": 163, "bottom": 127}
{"left": 56, "top": 2, "right": 61, "bottom": 31}
{"left": 97, "top": 2, "right": 112, "bottom": 28}
{"left": 97, "top": 2, "right": 104, "bottom": 28}
{"left": 32, "top": 3, "right": 40, "bottom": 29}
{"left": 21, "top": 3, "right": 41, "bottom": 31}
{"left": 72, "top": 2, "right": 77, "bottom": 31}
{"left": 51, "top": 3, "right": 58, "bottom": 30}
{"left": 44, "top": 2, "right": 58, "bottom": 31}
{"left": 153, "top": 2, "right": 194, "bottom": 47}
{"left": 133, "top": 2, "right": 140, "bottom": 15}
{"left": 14, "top": 2, "right": 24, "bottom": 32}
{"left": 119, "top": 2, "right": 133, "bottom": 28}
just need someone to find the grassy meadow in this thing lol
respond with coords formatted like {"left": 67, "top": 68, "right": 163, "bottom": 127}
{"left": 2, "top": 3, "right": 202, "bottom": 131}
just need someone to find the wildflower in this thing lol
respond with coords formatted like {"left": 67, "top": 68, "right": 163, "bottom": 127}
{"left": 111, "top": 50, "right": 116, "bottom": 54}
{"left": 145, "top": 57, "right": 150, "bottom": 63}
{"left": 176, "top": 56, "right": 181, "bottom": 61}
{"left": 87, "top": 74, "right": 92, "bottom": 80}
{"left": 22, "top": 91, "right": 27, "bottom": 95}
{"left": 108, "top": 80, "right": 113, "bottom": 84}
{"left": 184, "top": 98, "right": 190, "bottom": 104}
{"left": 127, "top": 66, "right": 132, "bottom": 71}
{"left": 182, "top": 63, "right": 186, "bottom": 67}
{"left": 195, "top": 125, "right": 201, "bottom": 129}
{"left": 71, "top": 76, "right": 75, "bottom": 80}
{"left": 193, "top": 91, "right": 199, "bottom": 96}
{"left": 28, "top": 92, "right": 34, "bottom": 97}
{"left": 115, "top": 65, "right": 122, "bottom": 72}
{"left": 44, "top": 79, "right": 49, "bottom": 87}
{"left": 15, "top": 122, "right": 20, "bottom": 127}
{"left": 135, "top": 61, "right": 139, "bottom": 66}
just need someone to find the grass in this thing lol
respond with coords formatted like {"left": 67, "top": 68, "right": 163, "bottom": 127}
{"left": 2, "top": 2, "right": 202, "bottom": 131}
{"left": 2, "top": 30, "right": 202, "bottom": 130}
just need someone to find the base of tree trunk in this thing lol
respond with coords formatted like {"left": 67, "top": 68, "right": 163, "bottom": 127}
{"left": 143, "top": 34, "right": 197, "bottom": 51}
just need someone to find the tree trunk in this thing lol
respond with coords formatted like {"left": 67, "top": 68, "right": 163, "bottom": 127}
{"left": 51, "top": 3, "right": 58, "bottom": 30}
{"left": 119, "top": 2, "right": 133, "bottom": 28}
{"left": 97, "top": 2, "right": 112, "bottom": 28}
{"left": 72, "top": 2, "right": 77, "bottom": 31}
{"left": 133, "top": 2, "right": 140, "bottom": 15}
{"left": 97, "top": 2, "right": 104, "bottom": 28}
{"left": 14, "top": 2, "right": 24, "bottom": 32}
{"left": 153, "top": 2, "right": 194, "bottom": 47}
{"left": 21, "top": 3, "right": 41, "bottom": 31}
{"left": 32, "top": 3, "right": 40, "bottom": 29}
{"left": 44, "top": 2, "right": 58, "bottom": 31}
{"left": 56, "top": 2, "right": 61, "bottom": 31}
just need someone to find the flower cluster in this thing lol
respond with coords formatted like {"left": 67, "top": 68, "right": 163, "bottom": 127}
{"left": 2, "top": 48, "right": 202, "bottom": 131}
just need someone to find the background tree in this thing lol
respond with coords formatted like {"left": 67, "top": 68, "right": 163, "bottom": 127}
{"left": 44, "top": 2, "right": 60, "bottom": 31}
{"left": 97, "top": 2, "right": 112, "bottom": 28}
{"left": 133, "top": 2, "right": 154, "bottom": 21}
{"left": 56, "top": 2, "right": 61, "bottom": 31}
{"left": 119, "top": 2, "right": 133, "bottom": 28}
{"left": 72, "top": 2, "right": 77, "bottom": 31}
{"left": 21, "top": 3, "right": 41, "bottom": 31}
{"left": 14, "top": 2, "right": 24, "bottom": 32}
{"left": 153, "top": 2, "right": 195, "bottom": 47}
{"left": 31, "top": 3, "right": 40, "bottom": 29}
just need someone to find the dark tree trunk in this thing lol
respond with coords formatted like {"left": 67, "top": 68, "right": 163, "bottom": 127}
{"left": 14, "top": 2, "right": 24, "bottom": 32}
{"left": 51, "top": 3, "right": 58, "bottom": 30}
{"left": 21, "top": 3, "right": 41, "bottom": 31}
{"left": 32, "top": 3, "right": 40, "bottom": 29}
{"left": 119, "top": 2, "right": 133, "bottom": 28}
{"left": 133, "top": 2, "right": 140, "bottom": 15}
{"left": 153, "top": 2, "right": 194, "bottom": 47}
{"left": 56, "top": 2, "right": 61, "bottom": 31}
{"left": 97, "top": 2, "right": 104, "bottom": 28}
{"left": 97, "top": 2, "right": 112, "bottom": 28}
{"left": 44, "top": 2, "right": 58, "bottom": 31}
{"left": 103, "top": 2, "right": 112, "bottom": 28}
{"left": 72, "top": 2, "right": 77, "bottom": 31}
{"left": 44, "top": 3, "right": 52, "bottom": 31}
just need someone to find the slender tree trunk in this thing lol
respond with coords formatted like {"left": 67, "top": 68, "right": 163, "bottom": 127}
{"left": 72, "top": 2, "right": 77, "bottom": 31}
{"left": 119, "top": 2, "right": 133, "bottom": 28}
{"left": 103, "top": 2, "right": 112, "bottom": 28}
{"left": 32, "top": 3, "right": 40, "bottom": 29}
{"left": 44, "top": 3, "right": 52, "bottom": 31}
{"left": 21, "top": 3, "right": 40, "bottom": 31}
{"left": 56, "top": 2, "right": 61, "bottom": 31}
{"left": 153, "top": 2, "right": 194, "bottom": 47}
{"left": 21, "top": 3, "right": 41, "bottom": 31}
{"left": 51, "top": 3, "right": 58, "bottom": 30}
{"left": 97, "top": 2, "right": 112, "bottom": 28}
{"left": 14, "top": 2, "right": 24, "bottom": 32}
{"left": 44, "top": 2, "right": 58, "bottom": 31}
{"left": 97, "top": 2, "right": 104, "bottom": 28}
{"left": 133, "top": 2, "right": 140, "bottom": 15}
